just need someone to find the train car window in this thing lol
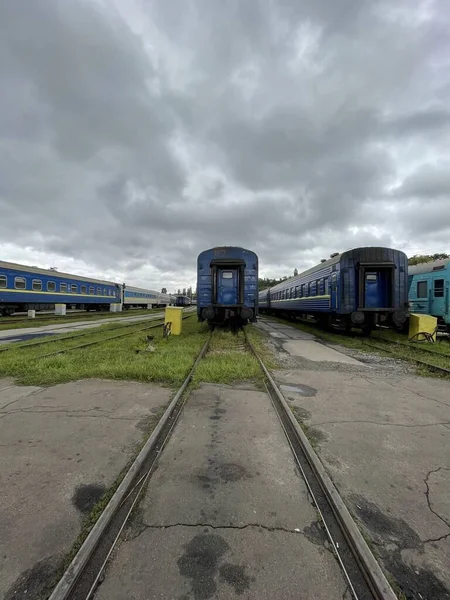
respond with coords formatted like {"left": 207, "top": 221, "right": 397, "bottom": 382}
{"left": 434, "top": 279, "right": 444, "bottom": 298}
{"left": 0, "top": 275, "right": 7, "bottom": 288}
{"left": 222, "top": 271, "right": 233, "bottom": 279}
{"left": 81, "top": 285, "right": 87, "bottom": 294}
{"left": 71, "top": 284, "right": 77, "bottom": 293}
{"left": 47, "top": 281, "right": 56, "bottom": 292}
{"left": 103, "top": 288, "right": 107, "bottom": 295}
{"left": 32, "top": 279, "right": 42, "bottom": 291}
{"left": 60, "top": 283, "right": 68, "bottom": 292}
{"left": 97, "top": 287, "right": 102, "bottom": 295}
{"left": 14, "top": 277, "right": 26, "bottom": 289}
{"left": 432, "top": 265, "right": 445, "bottom": 271}
{"left": 290, "top": 287, "right": 294, "bottom": 298}
{"left": 416, "top": 281, "right": 427, "bottom": 298}
{"left": 89, "top": 286, "right": 94, "bottom": 294}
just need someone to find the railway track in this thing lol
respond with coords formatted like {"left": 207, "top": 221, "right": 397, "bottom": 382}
{"left": 0, "top": 309, "right": 157, "bottom": 326}
{"left": 0, "top": 313, "right": 168, "bottom": 354}
{"left": 260, "top": 315, "right": 450, "bottom": 377}
{"left": 48, "top": 328, "right": 395, "bottom": 600}
{"left": 0, "top": 315, "right": 195, "bottom": 360}
{"left": 363, "top": 338, "right": 450, "bottom": 376}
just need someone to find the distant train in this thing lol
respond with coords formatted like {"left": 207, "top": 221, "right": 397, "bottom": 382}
{"left": 197, "top": 246, "right": 258, "bottom": 328}
{"left": 408, "top": 258, "right": 450, "bottom": 332}
{"left": 122, "top": 286, "right": 174, "bottom": 310}
{"left": 259, "top": 247, "right": 408, "bottom": 335}
{"left": 0, "top": 260, "right": 173, "bottom": 316}
{"left": 175, "top": 295, "right": 191, "bottom": 307}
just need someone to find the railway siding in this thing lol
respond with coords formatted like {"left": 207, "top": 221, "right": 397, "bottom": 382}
{"left": 258, "top": 317, "right": 450, "bottom": 599}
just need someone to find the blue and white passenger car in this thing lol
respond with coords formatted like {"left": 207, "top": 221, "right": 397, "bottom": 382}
{"left": 259, "top": 247, "right": 408, "bottom": 334}
{"left": 197, "top": 246, "right": 258, "bottom": 328}
{"left": 175, "top": 295, "right": 191, "bottom": 307}
{"left": 408, "top": 258, "right": 450, "bottom": 332}
{"left": 0, "top": 260, "right": 120, "bottom": 316}
{"left": 122, "top": 286, "right": 172, "bottom": 309}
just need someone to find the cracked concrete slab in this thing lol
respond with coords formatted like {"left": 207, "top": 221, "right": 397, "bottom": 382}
{"left": 275, "top": 367, "right": 450, "bottom": 598}
{"left": 283, "top": 339, "right": 367, "bottom": 365}
{"left": 0, "top": 378, "right": 172, "bottom": 599}
{"left": 97, "top": 526, "right": 341, "bottom": 600}
{"left": 95, "top": 383, "right": 348, "bottom": 599}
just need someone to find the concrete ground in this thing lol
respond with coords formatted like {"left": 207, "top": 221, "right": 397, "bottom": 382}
{"left": 0, "top": 311, "right": 168, "bottom": 344}
{"left": 258, "top": 318, "right": 450, "bottom": 600}
{"left": 0, "top": 378, "right": 172, "bottom": 600}
{"left": 96, "top": 383, "right": 349, "bottom": 600}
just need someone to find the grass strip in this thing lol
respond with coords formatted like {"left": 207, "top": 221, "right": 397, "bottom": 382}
{"left": 0, "top": 316, "right": 205, "bottom": 387}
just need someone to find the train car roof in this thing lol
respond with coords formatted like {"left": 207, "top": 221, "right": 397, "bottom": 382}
{"left": 197, "top": 246, "right": 258, "bottom": 260}
{"left": 125, "top": 285, "right": 163, "bottom": 295}
{"left": 408, "top": 258, "right": 450, "bottom": 276}
{"left": 266, "top": 253, "right": 341, "bottom": 293}
{"left": 0, "top": 260, "right": 117, "bottom": 286}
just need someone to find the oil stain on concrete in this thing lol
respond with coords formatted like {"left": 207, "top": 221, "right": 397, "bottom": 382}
{"left": 4, "top": 554, "right": 61, "bottom": 600}
{"left": 196, "top": 463, "right": 252, "bottom": 491}
{"left": 349, "top": 494, "right": 450, "bottom": 599}
{"left": 72, "top": 483, "right": 106, "bottom": 514}
{"left": 177, "top": 533, "right": 252, "bottom": 599}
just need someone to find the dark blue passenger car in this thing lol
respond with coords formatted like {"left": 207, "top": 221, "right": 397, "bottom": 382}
{"left": 175, "top": 295, "right": 191, "bottom": 307}
{"left": 197, "top": 247, "right": 258, "bottom": 328}
{"left": 259, "top": 247, "right": 408, "bottom": 334}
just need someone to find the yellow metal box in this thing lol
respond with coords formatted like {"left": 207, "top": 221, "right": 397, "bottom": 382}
{"left": 165, "top": 307, "right": 183, "bottom": 336}
{"left": 408, "top": 313, "right": 437, "bottom": 342}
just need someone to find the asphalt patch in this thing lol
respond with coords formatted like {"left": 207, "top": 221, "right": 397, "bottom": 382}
{"left": 349, "top": 494, "right": 450, "bottom": 599}
{"left": 72, "top": 482, "right": 106, "bottom": 514}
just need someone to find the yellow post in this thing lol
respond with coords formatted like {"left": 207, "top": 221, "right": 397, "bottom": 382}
{"left": 165, "top": 307, "right": 183, "bottom": 335}
{"left": 408, "top": 313, "right": 437, "bottom": 342}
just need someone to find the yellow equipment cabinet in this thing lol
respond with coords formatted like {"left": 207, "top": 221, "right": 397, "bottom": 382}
{"left": 165, "top": 307, "right": 183, "bottom": 335}
{"left": 408, "top": 313, "right": 437, "bottom": 342}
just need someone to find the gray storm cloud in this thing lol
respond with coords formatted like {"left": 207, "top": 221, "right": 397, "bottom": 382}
{"left": 0, "top": 0, "right": 449, "bottom": 289}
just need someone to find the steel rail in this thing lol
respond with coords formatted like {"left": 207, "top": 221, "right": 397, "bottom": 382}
{"left": 48, "top": 333, "right": 211, "bottom": 600}
{"left": 244, "top": 329, "right": 397, "bottom": 600}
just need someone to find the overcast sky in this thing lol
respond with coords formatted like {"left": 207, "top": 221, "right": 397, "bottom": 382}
{"left": 1, "top": 0, "right": 449, "bottom": 292}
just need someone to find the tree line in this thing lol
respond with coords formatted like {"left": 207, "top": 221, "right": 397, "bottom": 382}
{"left": 408, "top": 253, "right": 449, "bottom": 265}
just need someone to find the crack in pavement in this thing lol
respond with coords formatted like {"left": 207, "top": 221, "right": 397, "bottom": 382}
{"left": 310, "top": 419, "right": 450, "bottom": 428}
{"left": 129, "top": 522, "right": 310, "bottom": 542}
{"left": 423, "top": 467, "right": 450, "bottom": 532}
{"left": 0, "top": 406, "right": 138, "bottom": 420}
{"left": 0, "top": 388, "right": 43, "bottom": 411}
{"left": 423, "top": 531, "right": 450, "bottom": 544}
{"left": 399, "top": 385, "right": 450, "bottom": 410}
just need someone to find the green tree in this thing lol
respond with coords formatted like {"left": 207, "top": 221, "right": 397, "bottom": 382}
{"left": 161, "top": 287, "right": 167, "bottom": 294}
{"left": 294, "top": 268, "right": 298, "bottom": 276}
{"left": 408, "top": 253, "right": 449, "bottom": 266}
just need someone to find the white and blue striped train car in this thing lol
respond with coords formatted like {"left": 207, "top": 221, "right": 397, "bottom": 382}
{"left": 122, "top": 286, "right": 173, "bottom": 309}
{"left": 0, "top": 260, "right": 120, "bottom": 316}
{"left": 259, "top": 247, "right": 409, "bottom": 335}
